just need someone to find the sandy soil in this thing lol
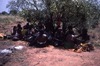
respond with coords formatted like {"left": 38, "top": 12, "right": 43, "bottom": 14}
{"left": 0, "top": 40, "right": 99, "bottom": 66}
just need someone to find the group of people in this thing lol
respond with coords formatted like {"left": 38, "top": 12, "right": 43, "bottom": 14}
{"left": 4, "top": 18, "right": 93, "bottom": 52}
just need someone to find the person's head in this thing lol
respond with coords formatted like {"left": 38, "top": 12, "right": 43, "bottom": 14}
{"left": 17, "top": 24, "right": 21, "bottom": 28}
{"left": 13, "top": 26, "right": 17, "bottom": 29}
{"left": 26, "top": 22, "right": 29, "bottom": 25}
{"left": 27, "top": 18, "right": 31, "bottom": 22}
{"left": 14, "top": 26, "right": 16, "bottom": 28}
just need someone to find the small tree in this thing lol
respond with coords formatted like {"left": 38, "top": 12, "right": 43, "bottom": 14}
{"left": 1, "top": 11, "right": 8, "bottom": 15}
{"left": 9, "top": 10, "right": 17, "bottom": 15}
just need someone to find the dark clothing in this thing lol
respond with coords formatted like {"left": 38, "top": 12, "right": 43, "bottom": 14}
{"left": 64, "top": 29, "right": 76, "bottom": 49}
{"left": 66, "top": 30, "right": 75, "bottom": 36}
{"left": 24, "top": 23, "right": 30, "bottom": 29}
{"left": 12, "top": 26, "right": 17, "bottom": 35}
{"left": 65, "top": 30, "right": 75, "bottom": 41}
{"left": 35, "top": 33, "right": 48, "bottom": 47}
{"left": 76, "top": 33, "right": 90, "bottom": 43}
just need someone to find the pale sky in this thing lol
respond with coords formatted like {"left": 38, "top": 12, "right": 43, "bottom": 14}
{"left": 0, "top": 0, "right": 10, "bottom": 13}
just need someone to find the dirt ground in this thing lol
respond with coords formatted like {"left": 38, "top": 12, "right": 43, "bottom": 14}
{"left": 0, "top": 40, "right": 100, "bottom": 66}
{"left": 0, "top": 16, "right": 100, "bottom": 66}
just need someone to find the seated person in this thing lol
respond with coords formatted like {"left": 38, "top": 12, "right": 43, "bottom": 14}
{"left": 23, "top": 23, "right": 30, "bottom": 29}
{"left": 53, "top": 30, "right": 64, "bottom": 47}
{"left": 4, "top": 26, "right": 17, "bottom": 39}
{"left": 64, "top": 26, "right": 76, "bottom": 49}
{"left": 43, "top": 31, "right": 54, "bottom": 45}
{"left": 76, "top": 28, "right": 90, "bottom": 44}
{"left": 11, "top": 24, "right": 22, "bottom": 41}
{"left": 16, "top": 24, "right": 23, "bottom": 39}
{"left": 38, "top": 22, "right": 45, "bottom": 31}
{"left": 35, "top": 31, "right": 48, "bottom": 47}
{"left": 12, "top": 26, "right": 17, "bottom": 35}
{"left": 12, "top": 31, "right": 20, "bottom": 41}
{"left": 74, "top": 29, "right": 93, "bottom": 52}
{"left": 17, "top": 24, "right": 22, "bottom": 30}
{"left": 66, "top": 26, "right": 75, "bottom": 36}
{"left": 66, "top": 26, "right": 75, "bottom": 41}
{"left": 24, "top": 28, "right": 35, "bottom": 41}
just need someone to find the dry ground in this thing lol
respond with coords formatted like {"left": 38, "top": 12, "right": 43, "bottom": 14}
{"left": 0, "top": 40, "right": 100, "bottom": 66}
{"left": 0, "top": 15, "right": 100, "bottom": 66}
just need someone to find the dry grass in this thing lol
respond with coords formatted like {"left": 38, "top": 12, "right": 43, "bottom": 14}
{"left": 0, "top": 15, "right": 24, "bottom": 23}
{"left": 0, "top": 15, "right": 26, "bottom": 34}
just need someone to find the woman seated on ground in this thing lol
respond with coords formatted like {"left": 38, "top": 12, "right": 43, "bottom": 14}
{"left": 11, "top": 26, "right": 20, "bottom": 41}
{"left": 17, "top": 24, "right": 22, "bottom": 30}
{"left": 12, "top": 26, "right": 17, "bottom": 35}
{"left": 4, "top": 26, "right": 17, "bottom": 39}
{"left": 74, "top": 28, "right": 94, "bottom": 52}
{"left": 23, "top": 22, "right": 30, "bottom": 30}
{"left": 53, "top": 29, "right": 64, "bottom": 47}
{"left": 64, "top": 26, "right": 76, "bottom": 49}
{"left": 24, "top": 28, "right": 36, "bottom": 42}
{"left": 37, "top": 22, "right": 45, "bottom": 31}
{"left": 35, "top": 31, "right": 48, "bottom": 47}
{"left": 11, "top": 24, "right": 23, "bottom": 41}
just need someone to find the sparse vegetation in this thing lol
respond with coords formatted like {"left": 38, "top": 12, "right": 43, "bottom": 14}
{"left": 0, "top": 15, "right": 24, "bottom": 23}
{"left": 7, "top": 0, "right": 100, "bottom": 29}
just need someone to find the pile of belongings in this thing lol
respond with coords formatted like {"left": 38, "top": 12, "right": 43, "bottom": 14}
{"left": 0, "top": 33, "right": 5, "bottom": 39}
{"left": 0, "top": 45, "right": 24, "bottom": 55}
{"left": 74, "top": 43, "right": 94, "bottom": 53}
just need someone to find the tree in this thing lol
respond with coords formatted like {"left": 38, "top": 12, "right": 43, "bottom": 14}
{"left": 7, "top": 0, "right": 100, "bottom": 29}
{"left": 9, "top": 10, "right": 18, "bottom": 15}
{"left": 1, "top": 11, "right": 8, "bottom": 15}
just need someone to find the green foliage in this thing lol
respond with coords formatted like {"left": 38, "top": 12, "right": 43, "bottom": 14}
{"left": 19, "top": 9, "right": 44, "bottom": 22}
{"left": 9, "top": 10, "right": 18, "bottom": 15}
{"left": 1, "top": 11, "right": 8, "bottom": 15}
{"left": 7, "top": 0, "right": 100, "bottom": 29}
